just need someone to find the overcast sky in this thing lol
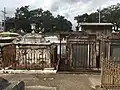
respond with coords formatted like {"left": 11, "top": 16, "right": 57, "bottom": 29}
{"left": 0, "top": 0, "right": 120, "bottom": 29}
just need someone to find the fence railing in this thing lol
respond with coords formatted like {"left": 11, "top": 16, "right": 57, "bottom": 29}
{"left": 2, "top": 44, "right": 16, "bottom": 69}
{"left": 1, "top": 44, "right": 58, "bottom": 70}
{"left": 101, "top": 57, "right": 120, "bottom": 90}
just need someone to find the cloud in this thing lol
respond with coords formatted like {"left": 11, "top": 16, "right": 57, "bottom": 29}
{"left": 61, "top": 0, "right": 81, "bottom": 4}
{"left": 50, "top": 1, "right": 59, "bottom": 12}
{"left": 64, "top": 13, "right": 70, "bottom": 18}
{"left": 0, "top": 0, "right": 119, "bottom": 30}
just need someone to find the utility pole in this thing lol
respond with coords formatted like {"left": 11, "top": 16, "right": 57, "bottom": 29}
{"left": 1, "top": 7, "right": 7, "bottom": 32}
{"left": 97, "top": 7, "right": 101, "bottom": 23}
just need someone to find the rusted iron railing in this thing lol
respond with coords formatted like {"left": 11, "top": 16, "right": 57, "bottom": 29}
{"left": 1, "top": 44, "right": 58, "bottom": 70}
{"left": 101, "top": 57, "right": 120, "bottom": 90}
{"left": 2, "top": 44, "right": 16, "bottom": 69}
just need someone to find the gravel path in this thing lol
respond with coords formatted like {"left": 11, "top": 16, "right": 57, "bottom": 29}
{"left": 0, "top": 73, "right": 100, "bottom": 90}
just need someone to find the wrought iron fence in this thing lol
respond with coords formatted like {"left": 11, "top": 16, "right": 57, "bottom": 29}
{"left": 2, "top": 44, "right": 16, "bottom": 69}
{"left": 101, "top": 57, "right": 120, "bottom": 90}
{"left": 1, "top": 44, "right": 58, "bottom": 70}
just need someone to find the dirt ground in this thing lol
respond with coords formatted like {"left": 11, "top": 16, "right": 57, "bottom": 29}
{"left": 0, "top": 73, "right": 101, "bottom": 90}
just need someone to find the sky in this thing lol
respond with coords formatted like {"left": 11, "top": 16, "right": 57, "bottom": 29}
{"left": 0, "top": 0, "right": 120, "bottom": 30}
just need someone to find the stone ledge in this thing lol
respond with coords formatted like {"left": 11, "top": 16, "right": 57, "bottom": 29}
{"left": 26, "top": 86, "right": 56, "bottom": 90}
{"left": 0, "top": 70, "right": 57, "bottom": 74}
{"left": 4, "top": 81, "right": 25, "bottom": 90}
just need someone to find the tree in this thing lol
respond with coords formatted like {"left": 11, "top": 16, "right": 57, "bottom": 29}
{"left": 5, "top": 17, "right": 15, "bottom": 32}
{"left": 74, "top": 13, "right": 89, "bottom": 23}
{"left": 30, "top": 8, "right": 43, "bottom": 32}
{"left": 5, "top": 6, "right": 72, "bottom": 33}
{"left": 15, "top": 6, "right": 31, "bottom": 33}
{"left": 54, "top": 15, "right": 72, "bottom": 32}
{"left": 74, "top": 3, "right": 120, "bottom": 30}
{"left": 41, "top": 10, "right": 54, "bottom": 33}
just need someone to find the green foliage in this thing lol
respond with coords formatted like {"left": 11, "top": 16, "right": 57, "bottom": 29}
{"left": 74, "top": 3, "right": 120, "bottom": 30}
{"left": 5, "top": 6, "right": 72, "bottom": 33}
